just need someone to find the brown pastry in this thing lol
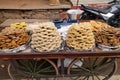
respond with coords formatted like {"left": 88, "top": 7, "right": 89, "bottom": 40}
{"left": 0, "top": 27, "right": 29, "bottom": 49}
{"left": 66, "top": 22, "right": 95, "bottom": 50}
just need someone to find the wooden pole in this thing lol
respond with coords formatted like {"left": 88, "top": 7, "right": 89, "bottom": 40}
{"left": 77, "top": 0, "right": 79, "bottom": 6}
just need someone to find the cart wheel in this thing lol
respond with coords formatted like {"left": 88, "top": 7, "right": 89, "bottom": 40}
{"left": 67, "top": 58, "right": 117, "bottom": 80}
{"left": 8, "top": 59, "right": 59, "bottom": 80}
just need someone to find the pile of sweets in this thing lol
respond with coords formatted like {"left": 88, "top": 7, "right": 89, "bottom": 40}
{"left": 31, "top": 22, "right": 62, "bottom": 52}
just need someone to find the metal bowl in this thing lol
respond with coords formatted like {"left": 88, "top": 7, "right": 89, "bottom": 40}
{"left": 97, "top": 43, "right": 120, "bottom": 51}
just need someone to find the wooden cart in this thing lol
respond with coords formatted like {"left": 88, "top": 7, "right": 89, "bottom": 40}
{"left": 0, "top": 19, "right": 119, "bottom": 80}
{"left": 0, "top": 49, "right": 119, "bottom": 80}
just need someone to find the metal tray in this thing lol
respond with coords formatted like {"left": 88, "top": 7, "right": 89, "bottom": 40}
{"left": 97, "top": 43, "right": 120, "bottom": 51}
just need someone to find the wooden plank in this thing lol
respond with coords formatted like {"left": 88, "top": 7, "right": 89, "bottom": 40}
{"left": 0, "top": 0, "right": 71, "bottom": 10}
{"left": 70, "top": 0, "right": 113, "bottom": 6}
{"left": 0, "top": 19, "right": 50, "bottom": 26}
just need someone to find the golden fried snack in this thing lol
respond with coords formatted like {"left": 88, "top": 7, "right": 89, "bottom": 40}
{"left": 89, "top": 20, "right": 120, "bottom": 47}
{"left": 95, "top": 26, "right": 120, "bottom": 46}
{"left": 10, "top": 22, "right": 28, "bottom": 29}
{"left": 90, "top": 20, "right": 111, "bottom": 33}
{"left": 0, "top": 27, "right": 29, "bottom": 49}
{"left": 66, "top": 22, "right": 95, "bottom": 50}
{"left": 31, "top": 22, "right": 62, "bottom": 52}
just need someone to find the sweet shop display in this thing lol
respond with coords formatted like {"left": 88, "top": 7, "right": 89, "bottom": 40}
{"left": 0, "top": 27, "right": 29, "bottom": 50}
{"left": 0, "top": 20, "right": 119, "bottom": 52}
{"left": 66, "top": 22, "right": 95, "bottom": 50}
{"left": 31, "top": 22, "right": 62, "bottom": 52}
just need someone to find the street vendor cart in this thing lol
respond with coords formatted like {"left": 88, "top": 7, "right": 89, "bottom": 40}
{"left": 0, "top": 19, "right": 119, "bottom": 80}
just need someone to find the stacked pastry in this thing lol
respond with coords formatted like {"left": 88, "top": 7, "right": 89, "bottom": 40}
{"left": 89, "top": 20, "right": 120, "bottom": 47}
{"left": 0, "top": 27, "right": 29, "bottom": 49}
{"left": 66, "top": 22, "right": 95, "bottom": 50}
{"left": 31, "top": 22, "right": 62, "bottom": 52}
{"left": 95, "top": 26, "right": 120, "bottom": 46}
{"left": 89, "top": 20, "right": 111, "bottom": 33}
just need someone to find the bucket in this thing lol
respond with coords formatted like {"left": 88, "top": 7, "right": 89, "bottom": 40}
{"left": 67, "top": 9, "right": 83, "bottom": 21}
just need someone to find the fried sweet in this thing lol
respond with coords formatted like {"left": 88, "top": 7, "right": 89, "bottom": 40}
{"left": 31, "top": 22, "right": 62, "bottom": 52}
{"left": 89, "top": 20, "right": 120, "bottom": 46}
{"left": 66, "top": 22, "right": 95, "bottom": 50}
{"left": 95, "top": 27, "right": 120, "bottom": 46}
{"left": 0, "top": 27, "right": 29, "bottom": 49}
{"left": 10, "top": 22, "right": 28, "bottom": 29}
{"left": 90, "top": 20, "right": 111, "bottom": 33}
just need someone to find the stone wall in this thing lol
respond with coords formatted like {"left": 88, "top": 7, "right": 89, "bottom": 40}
{"left": 0, "top": 9, "right": 66, "bottom": 24}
